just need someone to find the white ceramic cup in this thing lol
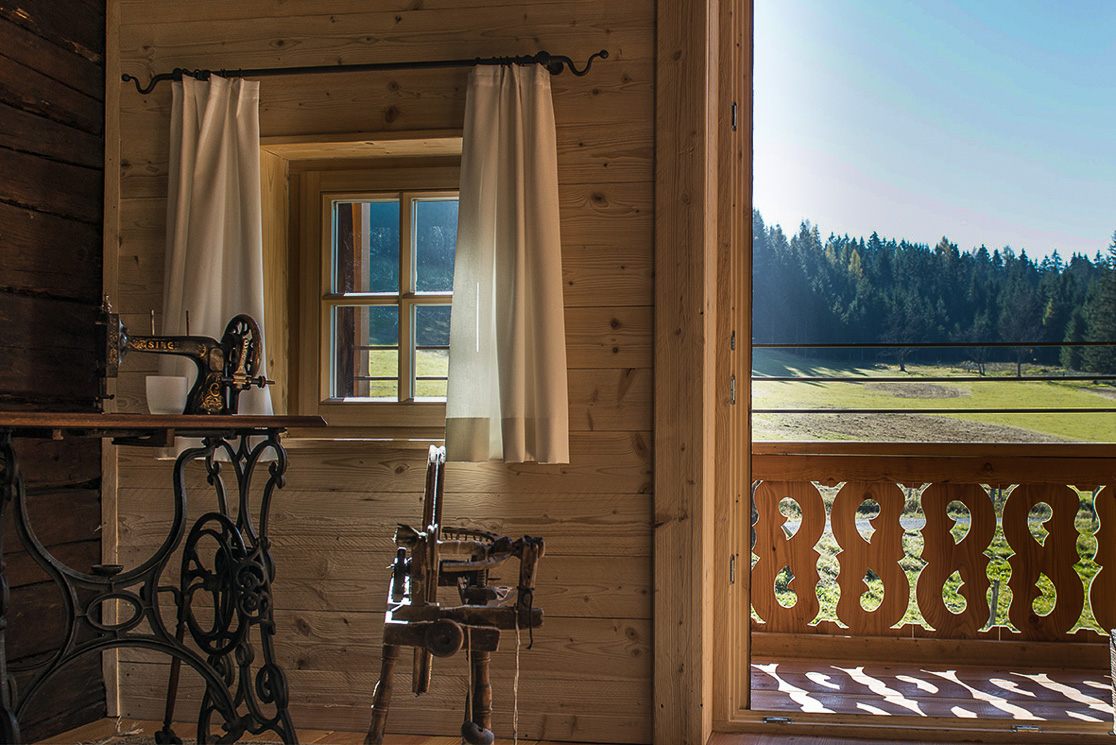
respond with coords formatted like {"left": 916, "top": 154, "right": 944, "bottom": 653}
{"left": 146, "top": 375, "right": 189, "bottom": 415}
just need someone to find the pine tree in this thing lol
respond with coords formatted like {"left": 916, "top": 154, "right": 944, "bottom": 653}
{"left": 1082, "top": 233, "right": 1116, "bottom": 374}
{"left": 1061, "top": 308, "right": 1085, "bottom": 371}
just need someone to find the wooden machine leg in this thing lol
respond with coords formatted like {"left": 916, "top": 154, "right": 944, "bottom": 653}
{"left": 364, "top": 644, "right": 401, "bottom": 745}
{"left": 470, "top": 650, "right": 493, "bottom": 732}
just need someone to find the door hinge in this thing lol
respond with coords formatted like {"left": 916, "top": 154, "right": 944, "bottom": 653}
{"left": 731, "top": 101, "right": 738, "bottom": 131}
{"left": 729, "top": 554, "right": 736, "bottom": 584}
{"left": 730, "top": 375, "right": 736, "bottom": 405}
{"left": 730, "top": 330, "right": 736, "bottom": 351}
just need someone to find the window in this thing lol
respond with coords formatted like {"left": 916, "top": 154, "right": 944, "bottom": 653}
{"left": 328, "top": 194, "right": 457, "bottom": 401}
{"left": 293, "top": 163, "right": 460, "bottom": 430}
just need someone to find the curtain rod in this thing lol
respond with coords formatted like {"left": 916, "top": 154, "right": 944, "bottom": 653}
{"left": 122, "top": 49, "right": 609, "bottom": 95}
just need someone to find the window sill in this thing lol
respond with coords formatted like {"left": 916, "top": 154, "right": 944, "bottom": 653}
{"left": 283, "top": 424, "right": 445, "bottom": 446}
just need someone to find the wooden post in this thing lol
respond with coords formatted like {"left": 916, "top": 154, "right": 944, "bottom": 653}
{"left": 655, "top": 0, "right": 722, "bottom": 742}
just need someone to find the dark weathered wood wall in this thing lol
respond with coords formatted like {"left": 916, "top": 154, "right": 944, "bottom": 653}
{"left": 0, "top": 0, "right": 107, "bottom": 739}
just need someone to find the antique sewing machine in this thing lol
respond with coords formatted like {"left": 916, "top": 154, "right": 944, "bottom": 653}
{"left": 100, "top": 306, "right": 270, "bottom": 414}
{"left": 365, "top": 446, "right": 544, "bottom": 745}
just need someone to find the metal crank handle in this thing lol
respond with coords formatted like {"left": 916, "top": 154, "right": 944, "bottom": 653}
{"left": 222, "top": 374, "right": 274, "bottom": 390}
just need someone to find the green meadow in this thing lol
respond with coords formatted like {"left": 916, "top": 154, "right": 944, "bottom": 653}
{"left": 752, "top": 348, "right": 1116, "bottom": 442}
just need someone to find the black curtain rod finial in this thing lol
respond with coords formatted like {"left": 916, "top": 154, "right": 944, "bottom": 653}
{"left": 568, "top": 49, "right": 609, "bottom": 76}
{"left": 121, "top": 48, "right": 610, "bottom": 94}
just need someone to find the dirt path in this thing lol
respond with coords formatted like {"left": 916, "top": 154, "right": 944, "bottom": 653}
{"left": 753, "top": 411, "right": 1070, "bottom": 442}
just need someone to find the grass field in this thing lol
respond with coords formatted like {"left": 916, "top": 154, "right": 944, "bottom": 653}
{"left": 752, "top": 349, "right": 1116, "bottom": 442}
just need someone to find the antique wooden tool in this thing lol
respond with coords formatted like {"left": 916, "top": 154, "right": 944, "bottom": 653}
{"left": 101, "top": 305, "right": 271, "bottom": 415}
{"left": 365, "top": 445, "right": 544, "bottom": 745}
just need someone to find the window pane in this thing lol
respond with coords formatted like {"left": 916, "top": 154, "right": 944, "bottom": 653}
{"left": 414, "top": 374, "right": 447, "bottom": 399}
{"left": 414, "top": 305, "right": 451, "bottom": 348}
{"left": 334, "top": 200, "right": 399, "bottom": 293}
{"left": 414, "top": 304, "right": 450, "bottom": 400}
{"left": 333, "top": 305, "right": 398, "bottom": 400}
{"left": 413, "top": 198, "right": 458, "bottom": 292}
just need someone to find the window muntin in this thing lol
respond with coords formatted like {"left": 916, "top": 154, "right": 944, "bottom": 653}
{"left": 323, "top": 191, "right": 458, "bottom": 405}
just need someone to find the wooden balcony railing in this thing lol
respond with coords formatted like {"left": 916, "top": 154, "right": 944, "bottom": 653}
{"left": 751, "top": 443, "right": 1116, "bottom": 656}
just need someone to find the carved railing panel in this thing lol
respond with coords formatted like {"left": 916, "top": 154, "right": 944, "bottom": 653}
{"left": 751, "top": 446, "right": 1113, "bottom": 643}
{"left": 916, "top": 483, "right": 994, "bottom": 639}
{"left": 830, "top": 482, "right": 909, "bottom": 635}
{"left": 1002, "top": 484, "right": 1085, "bottom": 640}
{"left": 1089, "top": 486, "right": 1116, "bottom": 630}
{"left": 752, "top": 481, "right": 825, "bottom": 632}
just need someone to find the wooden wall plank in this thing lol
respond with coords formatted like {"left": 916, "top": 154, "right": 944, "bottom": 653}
{"left": 0, "top": 202, "right": 102, "bottom": 298}
{"left": 116, "top": 613, "right": 653, "bottom": 739}
{"left": 118, "top": 484, "right": 651, "bottom": 555}
{"left": 117, "top": 61, "right": 650, "bottom": 148}
{"left": 564, "top": 306, "right": 651, "bottom": 370}
{"left": 9, "top": 582, "right": 68, "bottom": 660}
{"left": 118, "top": 615, "right": 651, "bottom": 678}
{"left": 0, "top": 17, "right": 104, "bottom": 100}
{"left": 117, "top": 545, "right": 651, "bottom": 618}
{"left": 0, "top": 55, "right": 103, "bottom": 134}
{"left": 118, "top": 676, "right": 651, "bottom": 745}
{"left": 9, "top": 439, "right": 101, "bottom": 487}
{"left": 567, "top": 367, "right": 651, "bottom": 431}
{"left": 117, "top": 433, "right": 652, "bottom": 495}
{"left": 562, "top": 245, "right": 652, "bottom": 308}
{"left": 119, "top": 3, "right": 649, "bottom": 75}
{"left": 15, "top": 652, "right": 105, "bottom": 744}
{"left": 118, "top": 0, "right": 643, "bottom": 25}
{"left": 4, "top": 489, "right": 101, "bottom": 561}
{"left": 5, "top": 540, "right": 99, "bottom": 588}
{"left": 0, "top": 297, "right": 100, "bottom": 403}
{"left": 0, "top": 148, "right": 103, "bottom": 222}
{"left": 0, "top": 3, "right": 104, "bottom": 64}
{"left": 0, "top": 102, "right": 103, "bottom": 168}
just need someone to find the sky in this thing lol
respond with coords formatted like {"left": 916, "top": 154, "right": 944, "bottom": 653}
{"left": 753, "top": 0, "right": 1116, "bottom": 260}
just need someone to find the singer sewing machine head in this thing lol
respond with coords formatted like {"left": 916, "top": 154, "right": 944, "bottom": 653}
{"left": 101, "top": 310, "right": 270, "bottom": 415}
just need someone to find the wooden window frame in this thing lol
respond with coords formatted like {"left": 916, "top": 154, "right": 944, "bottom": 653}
{"left": 294, "top": 164, "right": 460, "bottom": 432}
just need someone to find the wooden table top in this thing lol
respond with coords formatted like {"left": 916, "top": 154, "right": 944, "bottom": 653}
{"left": 0, "top": 412, "right": 327, "bottom": 438}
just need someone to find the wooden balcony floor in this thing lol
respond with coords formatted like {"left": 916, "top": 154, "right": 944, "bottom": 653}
{"left": 752, "top": 658, "right": 1113, "bottom": 723}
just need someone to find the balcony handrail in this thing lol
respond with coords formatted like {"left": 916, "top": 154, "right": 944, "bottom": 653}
{"left": 753, "top": 341, "right": 1116, "bottom": 349}
{"left": 751, "top": 440, "right": 1116, "bottom": 457}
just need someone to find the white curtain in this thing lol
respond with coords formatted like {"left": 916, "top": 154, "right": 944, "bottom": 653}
{"left": 445, "top": 64, "right": 569, "bottom": 463}
{"left": 161, "top": 75, "right": 272, "bottom": 416}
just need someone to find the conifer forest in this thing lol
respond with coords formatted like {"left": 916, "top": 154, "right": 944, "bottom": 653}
{"left": 752, "top": 210, "right": 1116, "bottom": 372}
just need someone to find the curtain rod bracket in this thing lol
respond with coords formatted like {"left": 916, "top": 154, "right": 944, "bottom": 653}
{"left": 121, "top": 49, "right": 609, "bottom": 94}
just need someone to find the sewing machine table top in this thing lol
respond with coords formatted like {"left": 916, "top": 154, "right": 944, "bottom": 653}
{"left": 0, "top": 412, "right": 326, "bottom": 441}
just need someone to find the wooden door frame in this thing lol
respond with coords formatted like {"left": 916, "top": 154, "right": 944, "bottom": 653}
{"left": 654, "top": 0, "right": 750, "bottom": 742}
